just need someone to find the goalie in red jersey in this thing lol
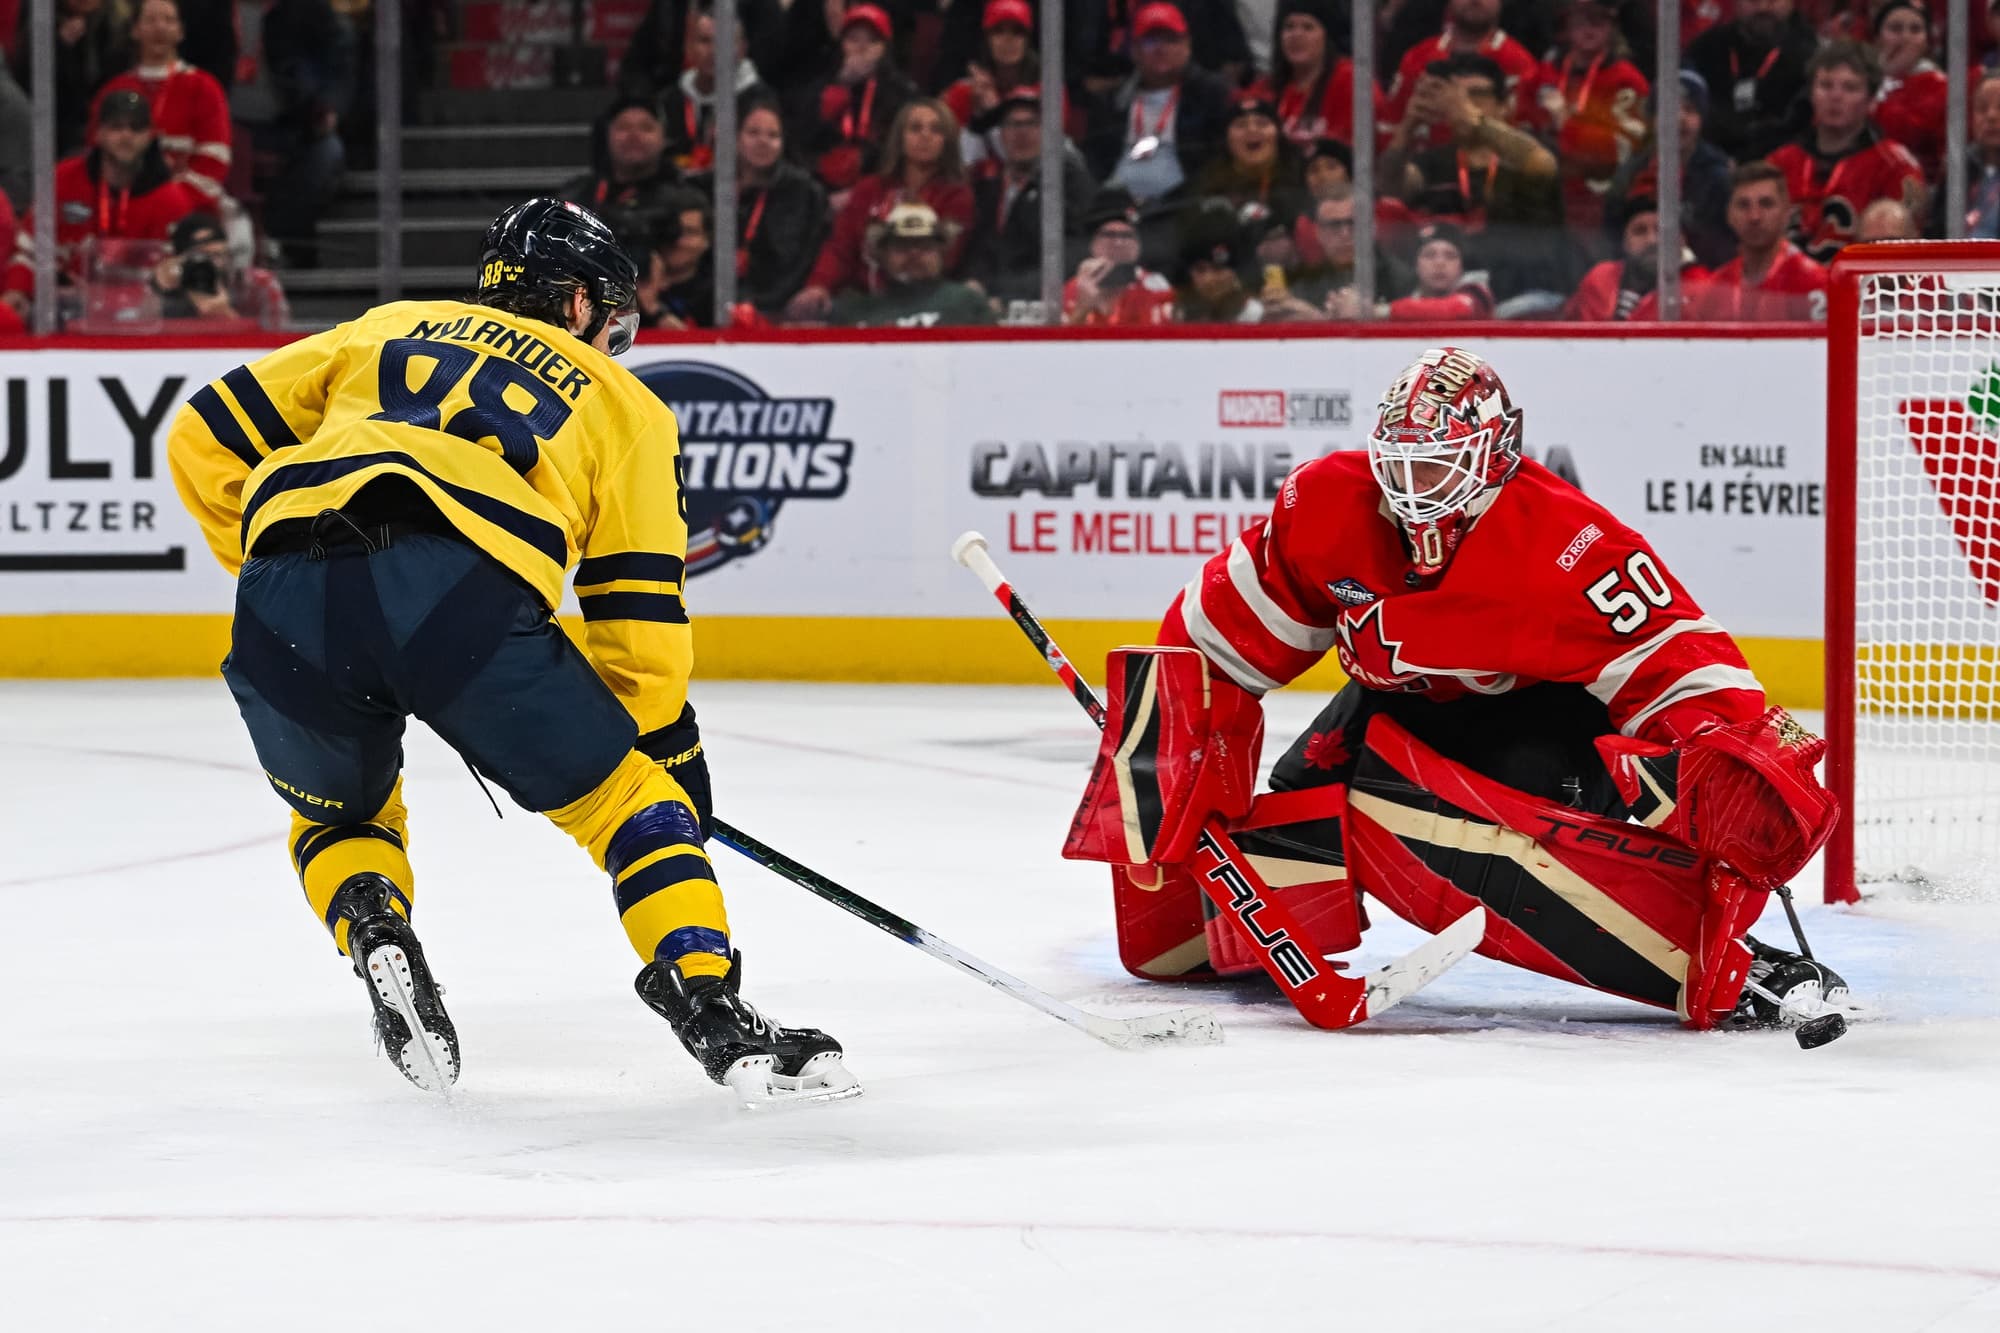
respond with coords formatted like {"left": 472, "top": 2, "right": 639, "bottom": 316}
{"left": 1065, "top": 346, "right": 1849, "bottom": 1033}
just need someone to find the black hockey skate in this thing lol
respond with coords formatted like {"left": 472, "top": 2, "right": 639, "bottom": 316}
{"left": 330, "top": 874, "right": 459, "bottom": 1093}
{"left": 1732, "top": 935, "right": 1852, "bottom": 1048}
{"left": 635, "top": 951, "right": 860, "bottom": 1107}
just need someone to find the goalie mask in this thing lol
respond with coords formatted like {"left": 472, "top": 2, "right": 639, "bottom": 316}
{"left": 1367, "top": 347, "right": 1524, "bottom": 576}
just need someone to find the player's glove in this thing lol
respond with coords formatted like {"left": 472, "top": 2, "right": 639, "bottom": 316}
{"left": 1597, "top": 706, "right": 1836, "bottom": 888}
{"left": 637, "top": 702, "right": 712, "bottom": 837}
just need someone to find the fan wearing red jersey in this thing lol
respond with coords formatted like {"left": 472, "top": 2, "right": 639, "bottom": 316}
{"left": 1386, "top": 0, "right": 1546, "bottom": 137}
{"left": 91, "top": 0, "right": 233, "bottom": 205}
{"left": 1765, "top": 42, "right": 1925, "bottom": 264}
{"left": 1683, "top": 161, "right": 1827, "bottom": 322}
{"left": 1064, "top": 347, "right": 1846, "bottom": 1032}
{"left": 1871, "top": 1, "right": 1948, "bottom": 179}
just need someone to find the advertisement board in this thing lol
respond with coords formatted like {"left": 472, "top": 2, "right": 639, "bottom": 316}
{"left": 0, "top": 334, "right": 1828, "bottom": 699}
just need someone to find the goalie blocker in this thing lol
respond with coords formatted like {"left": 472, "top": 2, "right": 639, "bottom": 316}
{"left": 1067, "top": 647, "right": 1837, "bottom": 1029}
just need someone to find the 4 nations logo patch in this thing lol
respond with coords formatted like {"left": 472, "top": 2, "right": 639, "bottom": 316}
{"left": 629, "top": 361, "right": 854, "bottom": 577}
{"left": 1327, "top": 577, "right": 1378, "bottom": 606}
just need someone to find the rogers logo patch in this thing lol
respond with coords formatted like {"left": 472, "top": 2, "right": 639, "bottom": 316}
{"left": 1556, "top": 523, "right": 1604, "bottom": 571}
{"left": 1220, "top": 390, "right": 1285, "bottom": 428}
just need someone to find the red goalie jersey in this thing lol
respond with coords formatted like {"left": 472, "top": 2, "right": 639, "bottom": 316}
{"left": 1159, "top": 449, "right": 1765, "bottom": 746}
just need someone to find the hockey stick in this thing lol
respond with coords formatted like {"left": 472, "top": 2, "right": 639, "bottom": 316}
{"left": 952, "top": 530, "right": 1485, "bottom": 1031}
{"left": 710, "top": 818, "right": 1223, "bottom": 1050}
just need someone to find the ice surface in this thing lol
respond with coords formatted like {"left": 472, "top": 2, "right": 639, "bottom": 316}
{"left": 3, "top": 681, "right": 1997, "bottom": 1332}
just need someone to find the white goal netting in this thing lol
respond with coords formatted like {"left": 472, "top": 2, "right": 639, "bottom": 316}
{"left": 1850, "top": 266, "right": 2000, "bottom": 890}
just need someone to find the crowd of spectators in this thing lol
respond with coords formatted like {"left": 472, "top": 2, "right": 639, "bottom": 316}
{"left": 1, "top": 0, "right": 343, "bottom": 331}
{"left": 0, "top": 0, "right": 1983, "bottom": 333}
{"left": 564, "top": 0, "right": 1976, "bottom": 329}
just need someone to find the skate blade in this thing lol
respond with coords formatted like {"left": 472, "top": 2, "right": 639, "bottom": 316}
{"left": 722, "top": 1051, "right": 864, "bottom": 1110}
{"left": 365, "top": 944, "right": 457, "bottom": 1095}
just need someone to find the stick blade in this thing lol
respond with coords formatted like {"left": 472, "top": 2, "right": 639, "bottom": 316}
{"left": 1086, "top": 1005, "right": 1226, "bottom": 1050}
{"left": 1361, "top": 907, "right": 1486, "bottom": 1019}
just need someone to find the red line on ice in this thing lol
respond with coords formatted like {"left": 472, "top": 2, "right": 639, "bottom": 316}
{"left": 5, "top": 1213, "right": 1994, "bottom": 1285}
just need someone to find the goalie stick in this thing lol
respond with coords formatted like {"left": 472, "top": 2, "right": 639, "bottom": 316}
{"left": 951, "top": 530, "right": 1485, "bottom": 1031}
{"left": 710, "top": 818, "right": 1224, "bottom": 1050}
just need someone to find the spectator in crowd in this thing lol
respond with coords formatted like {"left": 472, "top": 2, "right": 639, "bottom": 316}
{"left": 1604, "top": 69, "right": 1735, "bottom": 269}
{"left": 152, "top": 210, "right": 287, "bottom": 327}
{"left": 16, "top": 0, "right": 124, "bottom": 156}
{"left": 2, "top": 91, "right": 203, "bottom": 318}
{"left": 1267, "top": 184, "right": 1414, "bottom": 320}
{"left": 1956, "top": 72, "right": 2000, "bottom": 239}
{"left": 565, "top": 96, "right": 689, "bottom": 246}
{"left": 1537, "top": 0, "right": 1648, "bottom": 237}
{"left": 1250, "top": 0, "right": 1383, "bottom": 151}
{"left": 1683, "top": 160, "right": 1826, "bottom": 321}
{"left": 0, "top": 57, "right": 28, "bottom": 210}
{"left": 1854, "top": 196, "right": 1919, "bottom": 243}
{"left": 633, "top": 194, "right": 715, "bottom": 329}
{"left": 1561, "top": 197, "right": 1698, "bottom": 320}
{"left": 1871, "top": 1, "right": 1946, "bottom": 181}
{"left": 792, "top": 3, "right": 916, "bottom": 202}
{"left": 660, "top": 2, "right": 767, "bottom": 173}
{"left": 943, "top": 0, "right": 1044, "bottom": 173}
{"left": 233, "top": 0, "right": 354, "bottom": 262}
{"left": 1682, "top": 0, "right": 1816, "bottom": 160}
{"left": 93, "top": 0, "right": 233, "bottom": 205}
{"left": 1303, "top": 134, "right": 1351, "bottom": 196}
{"left": 1385, "top": 0, "right": 1544, "bottom": 139}
{"left": 789, "top": 97, "right": 973, "bottom": 317}
{"left": 1083, "top": 4, "right": 1233, "bottom": 204}
{"left": 704, "top": 95, "right": 830, "bottom": 317}
{"left": 1189, "top": 95, "right": 1309, "bottom": 234}
{"left": 828, "top": 201, "right": 994, "bottom": 326}
{"left": 1063, "top": 186, "right": 1177, "bottom": 326}
{"left": 1384, "top": 52, "right": 1564, "bottom": 307}
{"left": 964, "top": 88, "right": 1094, "bottom": 319}
{"left": 1386, "top": 219, "right": 1494, "bottom": 319}
{"left": 619, "top": 0, "right": 783, "bottom": 105}
{"left": 1766, "top": 41, "right": 1924, "bottom": 264}
{"left": 1071, "top": 0, "right": 1252, "bottom": 95}
{"left": 1173, "top": 197, "right": 1261, "bottom": 323}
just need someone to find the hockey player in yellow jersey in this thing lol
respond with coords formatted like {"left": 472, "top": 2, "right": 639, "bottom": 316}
{"left": 167, "top": 198, "right": 857, "bottom": 1105}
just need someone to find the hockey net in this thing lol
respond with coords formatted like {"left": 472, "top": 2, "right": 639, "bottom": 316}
{"left": 1827, "top": 243, "right": 2000, "bottom": 903}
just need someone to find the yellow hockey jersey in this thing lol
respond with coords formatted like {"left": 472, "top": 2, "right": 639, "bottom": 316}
{"left": 168, "top": 299, "right": 692, "bottom": 734}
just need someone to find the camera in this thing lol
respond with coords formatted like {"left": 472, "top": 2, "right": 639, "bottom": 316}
{"left": 179, "top": 254, "right": 221, "bottom": 295}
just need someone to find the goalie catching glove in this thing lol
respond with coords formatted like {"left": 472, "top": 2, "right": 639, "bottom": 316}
{"left": 1596, "top": 706, "right": 1838, "bottom": 889}
{"left": 1064, "top": 648, "right": 1263, "bottom": 867}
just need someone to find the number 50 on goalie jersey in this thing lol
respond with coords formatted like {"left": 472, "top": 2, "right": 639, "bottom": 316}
{"left": 167, "top": 299, "right": 694, "bottom": 735}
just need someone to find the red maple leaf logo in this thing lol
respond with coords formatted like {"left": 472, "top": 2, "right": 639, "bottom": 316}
{"left": 1302, "top": 730, "right": 1351, "bottom": 771}
{"left": 1900, "top": 399, "right": 2000, "bottom": 604}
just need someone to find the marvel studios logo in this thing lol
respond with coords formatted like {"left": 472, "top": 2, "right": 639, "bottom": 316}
{"left": 1219, "top": 389, "right": 1351, "bottom": 430}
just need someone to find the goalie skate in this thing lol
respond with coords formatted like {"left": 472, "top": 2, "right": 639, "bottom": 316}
{"left": 636, "top": 950, "right": 862, "bottom": 1109}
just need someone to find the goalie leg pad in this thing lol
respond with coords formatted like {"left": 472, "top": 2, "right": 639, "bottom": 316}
{"left": 1202, "top": 787, "right": 1363, "bottom": 977}
{"left": 1112, "top": 786, "right": 1364, "bottom": 981}
{"left": 1066, "top": 647, "right": 1263, "bottom": 867}
{"left": 1348, "top": 717, "right": 1764, "bottom": 1023}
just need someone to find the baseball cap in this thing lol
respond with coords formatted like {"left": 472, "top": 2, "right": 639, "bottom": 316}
{"left": 973, "top": 85, "right": 1045, "bottom": 132}
{"left": 97, "top": 89, "right": 152, "bottom": 130}
{"left": 1413, "top": 220, "right": 1468, "bottom": 260}
{"left": 1084, "top": 186, "right": 1142, "bottom": 233}
{"left": 871, "top": 201, "right": 946, "bottom": 247}
{"left": 170, "top": 213, "right": 227, "bottom": 255}
{"left": 1133, "top": 3, "right": 1188, "bottom": 39}
{"left": 841, "top": 3, "right": 893, "bottom": 41}
{"left": 1225, "top": 94, "right": 1279, "bottom": 127}
{"left": 984, "top": 0, "right": 1033, "bottom": 31}
{"left": 1648, "top": 68, "right": 1709, "bottom": 117}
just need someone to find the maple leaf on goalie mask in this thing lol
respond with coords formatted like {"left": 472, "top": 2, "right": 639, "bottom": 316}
{"left": 1302, "top": 730, "right": 1351, "bottom": 770}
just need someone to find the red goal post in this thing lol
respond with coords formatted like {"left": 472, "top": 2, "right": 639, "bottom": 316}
{"left": 1825, "top": 241, "right": 2000, "bottom": 904}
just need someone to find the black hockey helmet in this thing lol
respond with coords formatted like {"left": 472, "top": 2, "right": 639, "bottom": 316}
{"left": 477, "top": 197, "right": 641, "bottom": 354}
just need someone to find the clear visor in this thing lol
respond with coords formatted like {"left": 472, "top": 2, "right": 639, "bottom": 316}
{"left": 1367, "top": 422, "right": 1494, "bottom": 525}
{"left": 605, "top": 302, "right": 640, "bottom": 356}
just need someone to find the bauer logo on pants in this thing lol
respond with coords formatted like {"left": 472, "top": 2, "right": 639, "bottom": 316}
{"left": 629, "top": 360, "right": 855, "bottom": 577}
